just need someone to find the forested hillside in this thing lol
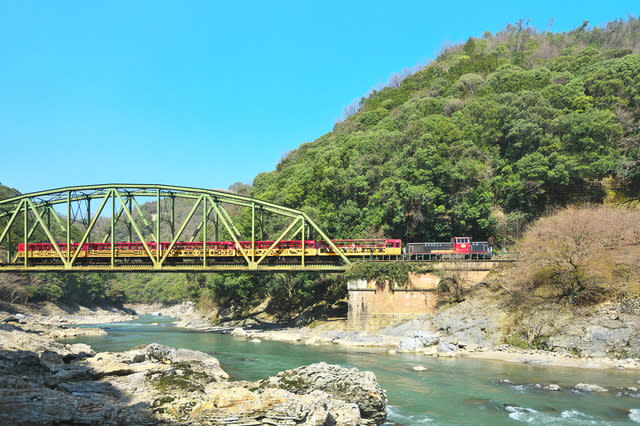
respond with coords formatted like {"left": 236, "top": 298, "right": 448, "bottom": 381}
{"left": 1, "top": 19, "right": 639, "bottom": 314}
{"left": 252, "top": 19, "right": 640, "bottom": 245}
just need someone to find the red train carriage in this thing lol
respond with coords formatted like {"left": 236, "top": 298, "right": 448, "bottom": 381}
{"left": 235, "top": 240, "right": 317, "bottom": 257}
{"left": 316, "top": 239, "right": 402, "bottom": 256}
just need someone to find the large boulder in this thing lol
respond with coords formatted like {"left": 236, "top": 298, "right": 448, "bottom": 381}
{"left": 260, "top": 361, "right": 387, "bottom": 424}
{"left": 84, "top": 347, "right": 388, "bottom": 425}
{"left": 188, "top": 385, "right": 362, "bottom": 425}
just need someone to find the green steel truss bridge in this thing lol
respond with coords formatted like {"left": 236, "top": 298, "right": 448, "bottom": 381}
{"left": 0, "top": 184, "right": 351, "bottom": 273}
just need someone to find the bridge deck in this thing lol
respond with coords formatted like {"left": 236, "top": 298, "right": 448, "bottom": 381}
{"left": 0, "top": 264, "right": 348, "bottom": 273}
{"left": 0, "top": 258, "right": 515, "bottom": 273}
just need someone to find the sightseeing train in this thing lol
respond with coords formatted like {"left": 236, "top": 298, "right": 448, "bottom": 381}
{"left": 15, "top": 236, "right": 491, "bottom": 263}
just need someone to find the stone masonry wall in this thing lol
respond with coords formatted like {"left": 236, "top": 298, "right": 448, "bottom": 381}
{"left": 347, "top": 279, "right": 438, "bottom": 331}
{"left": 347, "top": 266, "right": 493, "bottom": 331}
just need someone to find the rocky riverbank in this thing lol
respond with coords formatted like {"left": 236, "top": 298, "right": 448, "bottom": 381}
{"left": 2, "top": 298, "right": 639, "bottom": 423}
{"left": 0, "top": 304, "right": 388, "bottom": 425}
{"left": 141, "top": 295, "right": 640, "bottom": 372}
{"left": 1, "top": 300, "right": 137, "bottom": 326}
{"left": 222, "top": 323, "right": 640, "bottom": 371}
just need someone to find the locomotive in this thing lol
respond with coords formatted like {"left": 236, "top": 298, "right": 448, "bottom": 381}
{"left": 405, "top": 236, "right": 492, "bottom": 260}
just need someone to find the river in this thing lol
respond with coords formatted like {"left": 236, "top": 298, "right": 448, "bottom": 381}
{"left": 63, "top": 315, "right": 640, "bottom": 425}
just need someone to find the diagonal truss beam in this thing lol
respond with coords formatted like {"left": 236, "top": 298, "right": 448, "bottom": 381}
{"left": 25, "top": 199, "right": 70, "bottom": 267}
{"left": 46, "top": 204, "right": 66, "bottom": 234}
{"left": 131, "top": 196, "right": 157, "bottom": 242}
{"left": 0, "top": 200, "right": 23, "bottom": 248}
{"left": 189, "top": 202, "right": 215, "bottom": 242}
{"left": 255, "top": 216, "right": 300, "bottom": 266}
{"left": 101, "top": 195, "right": 130, "bottom": 243}
{"left": 114, "top": 191, "right": 158, "bottom": 268}
{"left": 159, "top": 195, "right": 203, "bottom": 265}
{"left": 300, "top": 211, "right": 350, "bottom": 265}
{"left": 69, "top": 191, "right": 111, "bottom": 265}
{"left": 206, "top": 194, "right": 253, "bottom": 267}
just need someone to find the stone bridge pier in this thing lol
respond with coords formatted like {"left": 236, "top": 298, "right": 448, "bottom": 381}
{"left": 347, "top": 261, "right": 501, "bottom": 331}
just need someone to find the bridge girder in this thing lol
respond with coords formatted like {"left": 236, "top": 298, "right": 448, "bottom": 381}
{"left": 0, "top": 184, "right": 350, "bottom": 272}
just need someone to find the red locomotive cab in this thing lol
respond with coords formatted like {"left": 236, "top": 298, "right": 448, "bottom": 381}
{"left": 453, "top": 236, "right": 472, "bottom": 254}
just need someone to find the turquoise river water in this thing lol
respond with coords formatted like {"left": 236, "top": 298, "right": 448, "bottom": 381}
{"left": 63, "top": 315, "right": 640, "bottom": 425}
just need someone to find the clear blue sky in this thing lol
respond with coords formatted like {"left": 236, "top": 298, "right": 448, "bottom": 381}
{"left": 1, "top": 1, "right": 637, "bottom": 195}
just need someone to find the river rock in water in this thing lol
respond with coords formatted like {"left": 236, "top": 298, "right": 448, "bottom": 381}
{"left": 574, "top": 383, "right": 608, "bottom": 392}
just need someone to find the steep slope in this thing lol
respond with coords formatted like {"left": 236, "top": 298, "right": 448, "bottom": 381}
{"left": 252, "top": 19, "right": 640, "bottom": 245}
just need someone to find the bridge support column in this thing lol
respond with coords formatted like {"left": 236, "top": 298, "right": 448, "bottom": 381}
{"left": 347, "top": 265, "right": 495, "bottom": 331}
{"left": 347, "top": 279, "right": 438, "bottom": 332}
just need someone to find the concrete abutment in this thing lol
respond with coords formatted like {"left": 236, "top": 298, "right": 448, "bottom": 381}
{"left": 347, "top": 262, "right": 500, "bottom": 331}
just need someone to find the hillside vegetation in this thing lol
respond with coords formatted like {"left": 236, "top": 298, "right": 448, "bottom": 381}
{"left": 252, "top": 18, "right": 640, "bottom": 245}
{"left": 1, "top": 19, "right": 639, "bottom": 317}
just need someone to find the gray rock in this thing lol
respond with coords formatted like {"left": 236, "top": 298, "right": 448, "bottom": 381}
{"left": 575, "top": 383, "right": 608, "bottom": 392}
{"left": 143, "top": 343, "right": 227, "bottom": 381}
{"left": 40, "top": 350, "right": 64, "bottom": 366}
{"left": 56, "top": 380, "right": 121, "bottom": 396}
{"left": 0, "top": 385, "right": 123, "bottom": 425}
{"left": 534, "top": 383, "right": 560, "bottom": 391}
{"left": 380, "top": 317, "right": 432, "bottom": 337}
{"left": 260, "top": 361, "right": 387, "bottom": 425}
{"left": 432, "top": 299, "right": 505, "bottom": 347}
{"left": 131, "top": 353, "right": 145, "bottom": 363}
{"left": 437, "top": 341, "right": 458, "bottom": 353}
{"left": 68, "top": 343, "right": 95, "bottom": 358}
{"left": 188, "top": 386, "right": 363, "bottom": 425}
{"left": 0, "top": 350, "right": 51, "bottom": 377}
{"left": 45, "top": 366, "right": 97, "bottom": 387}
{"left": 230, "top": 327, "right": 247, "bottom": 337}
{"left": 547, "top": 304, "right": 640, "bottom": 357}
{"left": 397, "top": 331, "right": 440, "bottom": 352}
{"left": 321, "top": 330, "right": 385, "bottom": 345}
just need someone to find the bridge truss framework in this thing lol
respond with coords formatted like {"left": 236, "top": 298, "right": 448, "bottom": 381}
{"left": 0, "top": 184, "right": 350, "bottom": 272}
